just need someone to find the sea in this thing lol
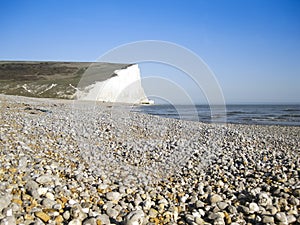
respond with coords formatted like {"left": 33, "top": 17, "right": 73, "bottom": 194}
{"left": 134, "top": 104, "right": 300, "bottom": 126}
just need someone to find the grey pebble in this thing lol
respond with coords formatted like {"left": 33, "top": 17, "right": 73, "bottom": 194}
{"left": 36, "top": 175, "right": 53, "bottom": 184}
{"left": 238, "top": 205, "right": 250, "bottom": 214}
{"left": 185, "top": 214, "right": 195, "bottom": 225}
{"left": 0, "top": 216, "right": 16, "bottom": 225}
{"left": 275, "top": 212, "right": 288, "bottom": 223}
{"left": 213, "top": 217, "right": 225, "bottom": 225}
{"left": 42, "top": 198, "right": 56, "bottom": 209}
{"left": 0, "top": 195, "right": 12, "bottom": 212}
{"left": 209, "top": 194, "right": 222, "bottom": 204}
{"left": 106, "top": 207, "right": 119, "bottom": 219}
{"left": 292, "top": 189, "right": 300, "bottom": 197}
{"left": 216, "top": 202, "right": 228, "bottom": 210}
{"left": 287, "top": 215, "right": 296, "bottom": 224}
{"left": 262, "top": 215, "right": 274, "bottom": 224}
{"left": 227, "top": 205, "right": 237, "bottom": 214}
{"left": 208, "top": 212, "right": 221, "bottom": 220}
{"left": 125, "top": 210, "right": 145, "bottom": 225}
{"left": 106, "top": 192, "right": 121, "bottom": 202}
{"left": 195, "top": 200, "right": 205, "bottom": 209}
{"left": 83, "top": 217, "right": 97, "bottom": 225}
{"left": 53, "top": 203, "right": 62, "bottom": 210}
{"left": 258, "top": 192, "right": 272, "bottom": 207}
{"left": 289, "top": 196, "right": 299, "bottom": 206}
{"left": 25, "top": 180, "right": 40, "bottom": 199}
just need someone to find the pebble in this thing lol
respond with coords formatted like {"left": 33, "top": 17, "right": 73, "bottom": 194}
{"left": 258, "top": 192, "right": 272, "bottom": 207}
{"left": 36, "top": 175, "right": 53, "bottom": 184}
{"left": 42, "top": 198, "right": 56, "bottom": 209}
{"left": 25, "top": 180, "right": 40, "bottom": 198}
{"left": 125, "top": 210, "right": 145, "bottom": 225}
{"left": 262, "top": 215, "right": 274, "bottom": 224}
{"left": 68, "top": 219, "right": 82, "bottom": 225}
{"left": 185, "top": 214, "right": 195, "bottom": 224}
{"left": 63, "top": 210, "right": 71, "bottom": 220}
{"left": 55, "top": 215, "right": 64, "bottom": 224}
{"left": 287, "top": 215, "right": 296, "bottom": 224}
{"left": 195, "top": 216, "right": 205, "bottom": 225}
{"left": 53, "top": 203, "right": 62, "bottom": 210}
{"left": 37, "top": 187, "right": 48, "bottom": 196}
{"left": 227, "top": 205, "right": 237, "bottom": 214}
{"left": 83, "top": 217, "right": 97, "bottom": 225}
{"left": 208, "top": 212, "right": 224, "bottom": 220}
{"left": 45, "top": 192, "right": 55, "bottom": 200}
{"left": 213, "top": 217, "right": 225, "bottom": 225}
{"left": 249, "top": 202, "right": 260, "bottom": 213}
{"left": 2, "top": 208, "right": 12, "bottom": 217}
{"left": 195, "top": 200, "right": 205, "bottom": 208}
{"left": 148, "top": 208, "right": 158, "bottom": 218}
{"left": 293, "top": 189, "right": 300, "bottom": 197}
{"left": 69, "top": 199, "right": 77, "bottom": 205}
{"left": 0, "top": 216, "right": 16, "bottom": 225}
{"left": 209, "top": 194, "right": 223, "bottom": 204}
{"left": 70, "top": 204, "right": 87, "bottom": 220}
{"left": 35, "top": 211, "right": 51, "bottom": 223}
{"left": 289, "top": 196, "right": 299, "bottom": 206}
{"left": 0, "top": 195, "right": 12, "bottom": 212}
{"left": 106, "top": 207, "right": 119, "bottom": 219}
{"left": 96, "top": 214, "right": 110, "bottom": 225}
{"left": 216, "top": 202, "right": 228, "bottom": 210}
{"left": 106, "top": 192, "right": 121, "bottom": 202}
{"left": 32, "top": 218, "right": 45, "bottom": 225}
{"left": 238, "top": 205, "right": 250, "bottom": 214}
{"left": 275, "top": 212, "right": 288, "bottom": 223}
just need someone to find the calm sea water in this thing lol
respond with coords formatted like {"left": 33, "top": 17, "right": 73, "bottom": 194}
{"left": 134, "top": 104, "right": 300, "bottom": 126}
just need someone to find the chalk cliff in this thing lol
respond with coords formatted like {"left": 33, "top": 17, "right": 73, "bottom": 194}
{"left": 76, "top": 64, "right": 150, "bottom": 104}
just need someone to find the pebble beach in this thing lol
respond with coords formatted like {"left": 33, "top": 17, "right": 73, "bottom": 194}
{"left": 0, "top": 94, "right": 299, "bottom": 225}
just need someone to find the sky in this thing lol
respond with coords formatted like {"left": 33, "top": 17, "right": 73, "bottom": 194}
{"left": 0, "top": 0, "right": 299, "bottom": 104}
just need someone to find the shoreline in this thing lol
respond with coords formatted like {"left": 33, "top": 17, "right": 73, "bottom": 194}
{"left": 0, "top": 94, "right": 299, "bottom": 224}
{"left": 2, "top": 94, "right": 299, "bottom": 127}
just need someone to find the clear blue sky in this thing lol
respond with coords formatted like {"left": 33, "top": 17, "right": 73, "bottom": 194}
{"left": 0, "top": 0, "right": 299, "bottom": 103}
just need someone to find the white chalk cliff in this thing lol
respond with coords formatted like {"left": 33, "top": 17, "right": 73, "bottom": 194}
{"left": 76, "top": 64, "right": 151, "bottom": 104}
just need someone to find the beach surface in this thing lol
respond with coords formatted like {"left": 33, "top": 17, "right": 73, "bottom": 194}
{"left": 0, "top": 94, "right": 299, "bottom": 225}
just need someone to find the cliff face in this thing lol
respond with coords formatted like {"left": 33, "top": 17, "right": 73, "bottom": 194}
{"left": 0, "top": 61, "right": 149, "bottom": 104}
{"left": 76, "top": 64, "right": 149, "bottom": 104}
